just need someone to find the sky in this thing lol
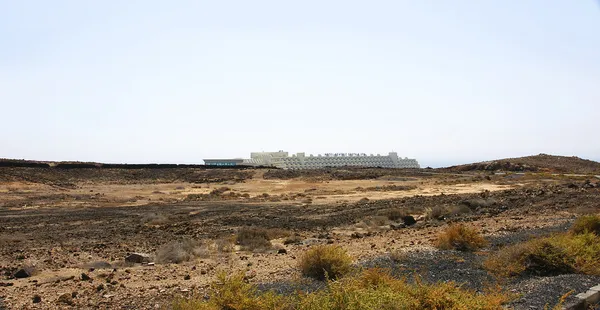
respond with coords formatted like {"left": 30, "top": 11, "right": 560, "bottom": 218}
{"left": 1, "top": 1, "right": 599, "bottom": 168}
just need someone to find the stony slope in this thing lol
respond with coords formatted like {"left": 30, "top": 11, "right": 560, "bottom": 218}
{"left": 441, "top": 154, "right": 600, "bottom": 174}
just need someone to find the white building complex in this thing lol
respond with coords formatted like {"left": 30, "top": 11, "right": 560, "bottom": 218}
{"left": 204, "top": 151, "right": 420, "bottom": 169}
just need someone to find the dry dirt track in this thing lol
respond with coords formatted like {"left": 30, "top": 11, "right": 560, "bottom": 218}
{"left": 1, "top": 167, "right": 599, "bottom": 309}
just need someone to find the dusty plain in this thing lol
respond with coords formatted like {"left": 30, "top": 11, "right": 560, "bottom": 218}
{"left": 0, "top": 161, "right": 599, "bottom": 309}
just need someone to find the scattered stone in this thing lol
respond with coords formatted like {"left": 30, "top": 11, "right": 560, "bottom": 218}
{"left": 125, "top": 253, "right": 152, "bottom": 264}
{"left": 277, "top": 249, "right": 287, "bottom": 254}
{"left": 103, "top": 294, "right": 115, "bottom": 298}
{"left": 0, "top": 282, "right": 14, "bottom": 287}
{"left": 200, "top": 269, "right": 207, "bottom": 275}
{"left": 57, "top": 293, "right": 74, "bottom": 306}
{"left": 14, "top": 268, "right": 32, "bottom": 279}
{"left": 401, "top": 215, "right": 417, "bottom": 226}
{"left": 32, "top": 295, "right": 42, "bottom": 303}
{"left": 81, "top": 273, "right": 91, "bottom": 281}
{"left": 390, "top": 223, "right": 406, "bottom": 230}
{"left": 71, "top": 291, "right": 78, "bottom": 298}
{"left": 184, "top": 274, "right": 191, "bottom": 280}
{"left": 351, "top": 232, "right": 364, "bottom": 239}
{"left": 96, "top": 284, "right": 104, "bottom": 291}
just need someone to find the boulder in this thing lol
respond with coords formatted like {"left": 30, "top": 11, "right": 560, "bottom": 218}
{"left": 125, "top": 253, "right": 151, "bottom": 264}
{"left": 401, "top": 215, "right": 417, "bottom": 226}
{"left": 14, "top": 267, "right": 33, "bottom": 279}
{"left": 57, "top": 293, "right": 74, "bottom": 306}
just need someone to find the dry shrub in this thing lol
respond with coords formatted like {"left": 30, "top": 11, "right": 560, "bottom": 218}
{"left": 485, "top": 232, "right": 600, "bottom": 277}
{"left": 213, "top": 237, "right": 235, "bottom": 253}
{"left": 174, "top": 269, "right": 509, "bottom": 309}
{"left": 389, "top": 249, "right": 408, "bottom": 263}
{"left": 571, "top": 214, "right": 600, "bottom": 235}
{"left": 298, "top": 245, "right": 352, "bottom": 281}
{"left": 173, "top": 271, "right": 289, "bottom": 310}
{"left": 380, "top": 209, "right": 405, "bottom": 221}
{"left": 156, "top": 239, "right": 208, "bottom": 264}
{"left": 363, "top": 215, "right": 390, "bottom": 227}
{"left": 462, "top": 198, "right": 497, "bottom": 210}
{"left": 283, "top": 234, "right": 303, "bottom": 245}
{"left": 358, "top": 197, "right": 370, "bottom": 204}
{"left": 236, "top": 228, "right": 291, "bottom": 252}
{"left": 435, "top": 224, "right": 488, "bottom": 251}
{"left": 425, "top": 206, "right": 445, "bottom": 220}
{"left": 210, "top": 187, "right": 230, "bottom": 195}
{"left": 446, "top": 205, "right": 472, "bottom": 217}
{"left": 142, "top": 213, "right": 170, "bottom": 225}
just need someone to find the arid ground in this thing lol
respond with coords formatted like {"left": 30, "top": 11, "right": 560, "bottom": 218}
{"left": 1, "top": 155, "right": 599, "bottom": 309}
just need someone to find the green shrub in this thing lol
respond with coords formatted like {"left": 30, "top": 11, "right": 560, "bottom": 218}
{"left": 299, "top": 245, "right": 352, "bottom": 281}
{"left": 571, "top": 215, "right": 600, "bottom": 235}
{"left": 435, "top": 224, "right": 488, "bottom": 251}
{"left": 485, "top": 232, "right": 600, "bottom": 277}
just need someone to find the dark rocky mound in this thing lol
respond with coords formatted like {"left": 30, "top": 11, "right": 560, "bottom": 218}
{"left": 441, "top": 154, "right": 600, "bottom": 174}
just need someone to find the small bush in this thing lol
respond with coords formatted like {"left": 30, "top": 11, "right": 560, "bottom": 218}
{"left": 571, "top": 215, "right": 600, "bottom": 235}
{"left": 156, "top": 239, "right": 207, "bottom": 264}
{"left": 142, "top": 213, "right": 170, "bottom": 225}
{"left": 425, "top": 206, "right": 446, "bottom": 220}
{"left": 173, "top": 272, "right": 289, "bottom": 310}
{"left": 380, "top": 209, "right": 405, "bottom": 221}
{"left": 363, "top": 215, "right": 390, "bottom": 227}
{"left": 298, "top": 245, "right": 352, "bottom": 281}
{"left": 389, "top": 250, "right": 407, "bottom": 263}
{"left": 435, "top": 224, "right": 488, "bottom": 251}
{"left": 485, "top": 232, "right": 600, "bottom": 277}
{"left": 283, "top": 234, "right": 303, "bottom": 245}
{"left": 236, "top": 228, "right": 271, "bottom": 251}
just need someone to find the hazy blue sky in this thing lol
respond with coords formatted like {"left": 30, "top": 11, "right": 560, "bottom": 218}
{"left": 1, "top": 1, "right": 599, "bottom": 167}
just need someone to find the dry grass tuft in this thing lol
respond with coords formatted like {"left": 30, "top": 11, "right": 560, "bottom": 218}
{"left": 435, "top": 224, "right": 488, "bottom": 251}
{"left": 155, "top": 239, "right": 209, "bottom": 264}
{"left": 298, "top": 245, "right": 352, "bottom": 281}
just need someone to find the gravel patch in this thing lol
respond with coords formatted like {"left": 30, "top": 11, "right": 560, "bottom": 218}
{"left": 361, "top": 250, "right": 494, "bottom": 291}
{"left": 258, "top": 221, "right": 599, "bottom": 309}
{"left": 507, "top": 274, "right": 600, "bottom": 309}
{"left": 257, "top": 279, "right": 325, "bottom": 295}
{"left": 487, "top": 220, "right": 573, "bottom": 248}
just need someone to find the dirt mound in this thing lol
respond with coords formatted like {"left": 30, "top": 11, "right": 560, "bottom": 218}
{"left": 441, "top": 154, "right": 600, "bottom": 174}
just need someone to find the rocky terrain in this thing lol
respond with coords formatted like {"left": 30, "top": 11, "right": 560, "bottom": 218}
{"left": 441, "top": 153, "right": 600, "bottom": 174}
{"left": 0, "top": 156, "right": 599, "bottom": 309}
